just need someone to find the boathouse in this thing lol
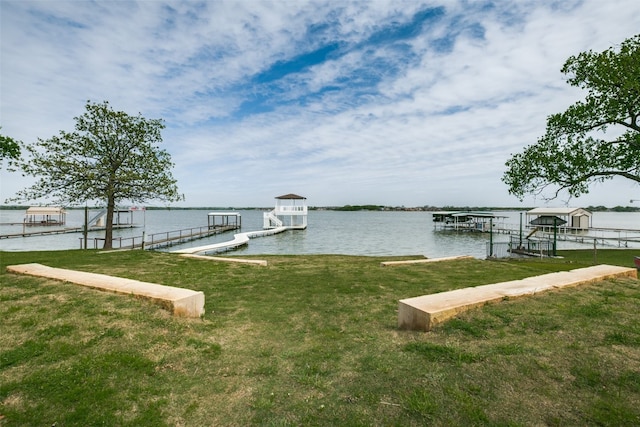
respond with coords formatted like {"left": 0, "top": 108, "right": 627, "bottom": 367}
{"left": 263, "top": 194, "right": 307, "bottom": 229}
{"left": 526, "top": 208, "right": 592, "bottom": 231}
{"left": 93, "top": 208, "right": 135, "bottom": 227}
{"left": 208, "top": 212, "right": 241, "bottom": 229}
{"left": 24, "top": 206, "right": 66, "bottom": 226}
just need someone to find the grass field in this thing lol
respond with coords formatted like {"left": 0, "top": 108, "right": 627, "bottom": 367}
{"left": 1, "top": 249, "right": 639, "bottom": 426}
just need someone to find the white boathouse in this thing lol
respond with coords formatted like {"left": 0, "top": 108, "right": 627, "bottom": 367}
{"left": 24, "top": 206, "right": 67, "bottom": 226}
{"left": 208, "top": 212, "right": 241, "bottom": 229}
{"left": 263, "top": 193, "right": 308, "bottom": 230}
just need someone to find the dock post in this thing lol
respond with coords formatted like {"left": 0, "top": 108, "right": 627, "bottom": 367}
{"left": 519, "top": 212, "right": 523, "bottom": 249}
{"left": 83, "top": 205, "right": 88, "bottom": 250}
{"left": 553, "top": 217, "right": 558, "bottom": 256}
{"left": 489, "top": 218, "right": 493, "bottom": 257}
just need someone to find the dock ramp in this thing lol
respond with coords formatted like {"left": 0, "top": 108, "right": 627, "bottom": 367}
{"left": 172, "top": 226, "right": 289, "bottom": 254}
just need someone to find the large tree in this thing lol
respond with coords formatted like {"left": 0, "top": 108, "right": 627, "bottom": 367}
{"left": 13, "top": 101, "right": 181, "bottom": 249}
{"left": 503, "top": 34, "right": 640, "bottom": 201}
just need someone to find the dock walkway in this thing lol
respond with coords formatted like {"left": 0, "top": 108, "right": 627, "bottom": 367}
{"left": 78, "top": 225, "right": 240, "bottom": 250}
{"left": 143, "top": 225, "right": 238, "bottom": 250}
{"left": 0, "top": 224, "right": 136, "bottom": 239}
{"left": 398, "top": 264, "right": 637, "bottom": 332}
{"left": 173, "top": 226, "right": 289, "bottom": 254}
{"left": 433, "top": 215, "right": 640, "bottom": 248}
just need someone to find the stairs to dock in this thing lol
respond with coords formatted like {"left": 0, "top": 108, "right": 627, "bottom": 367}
{"left": 88, "top": 209, "right": 107, "bottom": 227}
{"left": 263, "top": 210, "right": 283, "bottom": 229}
{"left": 525, "top": 227, "right": 539, "bottom": 239}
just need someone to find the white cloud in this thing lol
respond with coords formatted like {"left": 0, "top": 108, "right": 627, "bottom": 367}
{"left": 1, "top": 0, "right": 638, "bottom": 207}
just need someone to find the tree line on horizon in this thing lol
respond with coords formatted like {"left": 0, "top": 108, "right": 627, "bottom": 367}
{"left": 1, "top": 204, "right": 638, "bottom": 213}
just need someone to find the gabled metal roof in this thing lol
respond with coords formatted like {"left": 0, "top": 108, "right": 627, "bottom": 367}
{"left": 527, "top": 207, "right": 591, "bottom": 217}
{"left": 432, "top": 211, "right": 505, "bottom": 218}
{"left": 530, "top": 215, "right": 568, "bottom": 226}
{"left": 25, "top": 206, "right": 66, "bottom": 215}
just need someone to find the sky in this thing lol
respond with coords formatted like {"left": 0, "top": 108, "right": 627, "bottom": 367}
{"left": 1, "top": 0, "right": 639, "bottom": 208}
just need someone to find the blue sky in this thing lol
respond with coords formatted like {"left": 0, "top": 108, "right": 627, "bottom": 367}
{"left": 1, "top": 0, "right": 639, "bottom": 208}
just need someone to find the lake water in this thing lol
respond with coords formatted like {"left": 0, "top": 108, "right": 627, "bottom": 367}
{"left": 1, "top": 209, "right": 639, "bottom": 258}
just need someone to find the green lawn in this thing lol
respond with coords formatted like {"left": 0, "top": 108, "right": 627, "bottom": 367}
{"left": 1, "top": 249, "right": 639, "bottom": 426}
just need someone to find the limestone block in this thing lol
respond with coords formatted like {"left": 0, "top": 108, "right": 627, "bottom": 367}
{"left": 6, "top": 263, "right": 205, "bottom": 318}
{"left": 398, "top": 264, "right": 637, "bottom": 332}
{"left": 381, "top": 255, "right": 473, "bottom": 266}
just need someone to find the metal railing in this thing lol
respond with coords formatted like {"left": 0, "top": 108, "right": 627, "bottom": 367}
{"left": 146, "top": 225, "right": 217, "bottom": 248}
{"left": 486, "top": 237, "right": 554, "bottom": 259}
{"left": 79, "top": 224, "right": 238, "bottom": 250}
{"left": 80, "top": 235, "right": 144, "bottom": 250}
{"left": 263, "top": 210, "right": 284, "bottom": 228}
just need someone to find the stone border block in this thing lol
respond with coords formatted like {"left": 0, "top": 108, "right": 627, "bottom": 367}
{"left": 381, "top": 255, "right": 474, "bottom": 266}
{"left": 398, "top": 264, "right": 637, "bottom": 331}
{"left": 6, "top": 263, "right": 205, "bottom": 318}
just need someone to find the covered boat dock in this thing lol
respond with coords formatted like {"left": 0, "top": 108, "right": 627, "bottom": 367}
{"left": 208, "top": 212, "right": 241, "bottom": 229}
{"left": 432, "top": 211, "right": 507, "bottom": 232}
{"left": 24, "top": 206, "right": 67, "bottom": 226}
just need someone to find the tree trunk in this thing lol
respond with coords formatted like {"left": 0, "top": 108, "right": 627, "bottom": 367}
{"left": 103, "top": 196, "right": 115, "bottom": 249}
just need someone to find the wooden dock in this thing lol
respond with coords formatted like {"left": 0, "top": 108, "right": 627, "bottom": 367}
{"left": 0, "top": 224, "right": 136, "bottom": 239}
{"left": 536, "top": 227, "right": 640, "bottom": 248}
{"left": 172, "top": 226, "right": 289, "bottom": 254}
{"left": 143, "top": 225, "right": 239, "bottom": 250}
{"left": 81, "top": 224, "right": 240, "bottom": 250}
{"left": 1, "top": 223, "right": 240, "bottom": 250}
{"left": 1, "top": 226, "right": 84, "bottom": 239}
{"left": 435, "top": 221, "right": 640, "bottom": 249}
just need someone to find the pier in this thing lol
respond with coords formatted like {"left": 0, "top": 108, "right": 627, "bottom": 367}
{"left": 172, "top": 194, "right": 309, "bottom": 254}
{"left": 496, "top": 226, "right": 640, "bottom": 248}
{"left": 1, "top": 211, "right": 243, "bottom": 251}
{"left": 432, "top": 211, "right": 640, "bottom": 249}
{"left": 1, "top": 206, "right": 138, "bottom": 239}
{"left": 0, "top": 224, "right": 136, "bottom": 239}
{"left": 172, "top": 226, "right": 289, "bottom": 254}
{"left": 81, "top": 224, "right": 240, "bottom": 250}
{"left": 536, "top": 227, "right": 640, "bottom": 247}
{"left": 82, "top": 212, "right": 242, "bottom": 250}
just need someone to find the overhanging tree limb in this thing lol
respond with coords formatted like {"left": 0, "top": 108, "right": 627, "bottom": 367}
{"left": 503, "top": 34, "right": 640, "bottom": 200}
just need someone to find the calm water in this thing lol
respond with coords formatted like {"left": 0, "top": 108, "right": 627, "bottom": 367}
{"left": 1, "top": 209, "right": 639, "bottom": 258}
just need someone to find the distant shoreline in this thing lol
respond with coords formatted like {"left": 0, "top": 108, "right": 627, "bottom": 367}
{"left": 1, "top": 204, "right": 638, "bottom": 213}
{"left": 2, "top": 204, "right": 639, "bottom": 213}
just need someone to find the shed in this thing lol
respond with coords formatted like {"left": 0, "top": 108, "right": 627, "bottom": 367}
{"left": 526, "top": 207, "right": 591, "bottom": 230}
